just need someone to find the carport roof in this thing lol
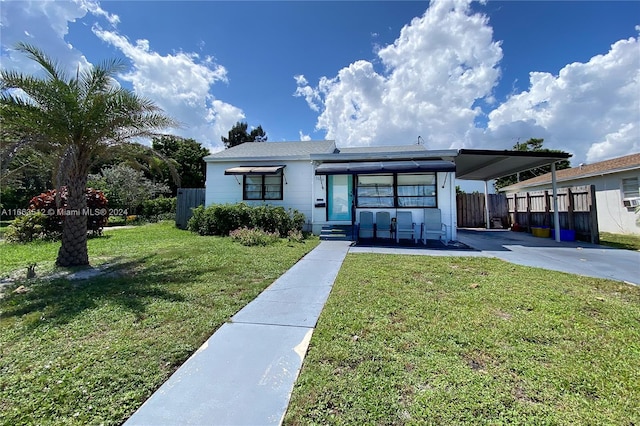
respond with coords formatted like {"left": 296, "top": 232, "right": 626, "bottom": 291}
{"left": 455, "top": 149, "right": 572, "bottom": 181}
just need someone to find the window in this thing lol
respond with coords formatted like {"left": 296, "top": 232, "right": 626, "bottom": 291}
{"left": 622, "top": 177, "right": 639, "bottom": 199}
{"left": 356, "top": 174, "right": 394, "bottom": 207}
{"left": 397, "top": 174, "right": 437, "bottom": 207}
{"left": 243, "top": 173, "right": 283, "bottom": 200}
{"left": 356, "top": 173, "right": 437, "bottom": 208}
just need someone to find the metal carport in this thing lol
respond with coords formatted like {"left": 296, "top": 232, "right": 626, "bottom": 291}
{"left": 454, "top": 149, "right": 572, "bottom": 242}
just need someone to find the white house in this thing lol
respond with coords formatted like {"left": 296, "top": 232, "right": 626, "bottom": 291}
{"left": 204, "top": 140, "right": 570, "bottom": 241}
{"left": 501, "top": 152, "right": 640, "bottom": 235}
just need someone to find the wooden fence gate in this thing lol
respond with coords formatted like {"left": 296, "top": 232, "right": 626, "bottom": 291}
{"left": 176, "top": 188, "right": 205, "bottom": 229}
{"left": 506, "top": 185, "right": 599, "bottom": 243}
{"left": 456, "top": 193, "right": 509, "bottom": 228}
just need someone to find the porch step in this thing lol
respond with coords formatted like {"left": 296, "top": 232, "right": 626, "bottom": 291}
{"left": 320, "top": 225, "right": 356, "bottom": 241}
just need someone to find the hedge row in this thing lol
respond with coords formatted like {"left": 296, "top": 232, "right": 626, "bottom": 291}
{"left": 140, "top": 197, "right": 176, "bottom": 222}
{"left": 187, "top": 203, "right": 305, "bottom": 237}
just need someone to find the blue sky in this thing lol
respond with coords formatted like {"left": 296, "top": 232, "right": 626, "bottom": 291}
{"left": 1, "top": 0, "right": 639, "bottom": 171}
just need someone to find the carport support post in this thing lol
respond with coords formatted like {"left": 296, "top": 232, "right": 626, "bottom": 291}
{"left": 551, "top": 162, "right": 560, "bottom": 242}
{"left": 484, "top": 180, "right": 490, "bottom": 229}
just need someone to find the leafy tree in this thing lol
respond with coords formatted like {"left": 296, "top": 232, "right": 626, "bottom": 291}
{"left": 0, "top": 146, "right": 53, "bottom": 211}
{"left": 152, "top": 135, "right": 210, "bottom": 194}
{"left": 221, "top": 121, "right": 267, "bottom": 148}
{"left": 88, "top": 164, "right": 170, "bottom": 214}
{"left": 494, "top": 138, "right": 571, "bottom": 190}
{"left": 0, "top": 43, "right": 177, "bottom": 266}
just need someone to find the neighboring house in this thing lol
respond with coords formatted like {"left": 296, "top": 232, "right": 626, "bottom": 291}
{"left": 501, "top": 153, "right": 640, "bottom": 235}
{"left": 204, "top": 140, "right": 570, "bottom": 241}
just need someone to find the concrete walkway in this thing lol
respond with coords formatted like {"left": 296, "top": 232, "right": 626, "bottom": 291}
{"left": 125, "top": 240, "right": 351, "bottom": 426}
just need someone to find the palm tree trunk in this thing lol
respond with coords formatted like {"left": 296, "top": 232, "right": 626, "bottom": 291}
{"left": 56, "top": 172, "right": 89, "bottom": 267}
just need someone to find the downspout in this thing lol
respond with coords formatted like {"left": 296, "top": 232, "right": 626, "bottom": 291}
{"left": 551, "top": 162, "right": 560, "bottom": 242}
{"left": 484, "top": 180, "right": 490, "bottom": 229}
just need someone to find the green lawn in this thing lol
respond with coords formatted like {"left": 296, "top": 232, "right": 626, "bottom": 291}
{"left": 599, "top": 231, "right": 640, "bottom": 251}
{"left": 285, "top": 254, "right": 640, "bottom": 425}
{"left": 0, "top": 222, "right": 319, "bottom": 425}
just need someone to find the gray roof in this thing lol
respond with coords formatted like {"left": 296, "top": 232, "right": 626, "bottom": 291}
{"left": 501, "top": 152, "right": 640, "bottom": 192}
{"left": 337, "top": 145, "right": 428, "bottom": 154}
{"left": 205, "top": 140, "right": 336, "bottom": 161}
{"left": 204, "top": 140, "right": 573, "bottom": 182}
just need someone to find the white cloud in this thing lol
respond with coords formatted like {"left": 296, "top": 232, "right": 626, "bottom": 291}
{"left": 487, "top": 36, "right": 640, "bottom": 163}
{"left": 295, "top": 0, "right": 502, "bottom": 148}
{"left": 294, "top": 74, "right": 308, "bottom": 85}
{"left": 0, "top": 0, "right": 95, "bottom": 75}
{"left": 298, "top": 131, "right": 311, "bottom": 141}
{"left": 293, "top": 74, "right": 322, "bottom": 112}
{"left": 78, "top": 0, "right": 119, "bottom": 26}
{"left": 1, "top": 0, "right": 245, "bottom": 152}
{"left": 93, "top": 25, "right": 243, "bottom": 150}
{"left": 296, "top": 0, "right": 639, "bottom": 165}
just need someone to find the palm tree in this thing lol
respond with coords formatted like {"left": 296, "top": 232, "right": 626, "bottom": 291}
{"left": 1, "top": 43, "right": 178, "bottom": 266}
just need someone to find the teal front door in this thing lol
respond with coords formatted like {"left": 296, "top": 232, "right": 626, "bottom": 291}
{"left": 327, "top": 175, "right": 352, "bottom": 221}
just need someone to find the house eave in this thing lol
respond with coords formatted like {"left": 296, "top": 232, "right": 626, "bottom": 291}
{"left": 310, "top": 149, "right": 459, "bottom": 162}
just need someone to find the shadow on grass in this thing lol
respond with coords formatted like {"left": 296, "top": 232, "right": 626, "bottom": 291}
{"left": 0, "top": 254, "right": 217, "bottom": 330}
{"left": 599, "top": 240, "right": 638, "bottom": 251}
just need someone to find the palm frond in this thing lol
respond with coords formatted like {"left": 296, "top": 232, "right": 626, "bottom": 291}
{"left": 14, "top": 42, "right": 68, "bottom": 82}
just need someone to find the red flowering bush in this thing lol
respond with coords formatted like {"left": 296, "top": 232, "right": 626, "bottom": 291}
{"left": 28, "top": 187, "right": 109, "bottom": 237}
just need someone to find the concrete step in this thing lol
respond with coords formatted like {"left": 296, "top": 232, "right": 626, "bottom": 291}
{"left": 320, "top": 225, "right": 355, "bottom": 241}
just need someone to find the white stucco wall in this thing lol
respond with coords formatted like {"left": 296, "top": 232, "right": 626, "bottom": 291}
{"left": 504, "top": 170, "right": 640, "bottom": 235}
{"left": 205, "top": 160, "right": 315, "bottom": 230}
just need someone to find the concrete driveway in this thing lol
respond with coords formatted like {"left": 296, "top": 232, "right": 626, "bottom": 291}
{"left": 351, "top": 229, "right": 640, "bottom": 286}
{"left": 456, "top": 229, "right": 639, "bottom": 285}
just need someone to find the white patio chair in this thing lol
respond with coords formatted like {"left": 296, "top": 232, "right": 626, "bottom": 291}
{"left": 395, "top": 211, "right": 417, "bottom": 243}
{"left": 421, "top": 208, "right": 446, "bottom": 244}
{"left": 375, "top": 211, "right": 391, "bottom": 239}
{"left": 358, "top": 211, "right": 374, "bottom": 239}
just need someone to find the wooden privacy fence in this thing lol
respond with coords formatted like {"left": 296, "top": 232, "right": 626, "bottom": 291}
{"left": 176, "top": 188, "right": 205, "bottom": 229}
{"left": 506, "top": 185, "right": 599, "bottom": 243}
{"left": 457, "top": 193, "right": 509, "bottom": 228}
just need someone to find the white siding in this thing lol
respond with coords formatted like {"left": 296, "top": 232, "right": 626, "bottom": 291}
{"left": 592, "top": 172, "right": 639, "bottom": 235}
{"left": 205, "top": 160, "right": 314, "bottom": 229}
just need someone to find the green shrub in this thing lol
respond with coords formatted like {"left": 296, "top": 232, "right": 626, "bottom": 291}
{"left": 187, "top": 203, "right": 306, "bottom": 237}
{"left": 290, "top": 210, "right": 306, "bottom": 233}
{"left": 187, "top": 205, "right": 208, "bottom": 235}
{"left": 141, "top": 197, "right": 176, "bottom": 221}
{"left": 125, "top": 215, "right": 144, "bottom": 225}
{"left": 287, "top": 229, "right": 305, "bottom": 243}
{"left": 229, "top": 227, "right": 280, "bottom": 246}
{"left": 4, "top": 212, "right": 50, "bottom": 243}
{"left": 156, "top": 212, "right": 176, "bottom": 222}
{"left": 28, "top": 187, "right": 109, "bottom": 237}
{"left": 107, "top": 216, "right": 126, "bottom": 226}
